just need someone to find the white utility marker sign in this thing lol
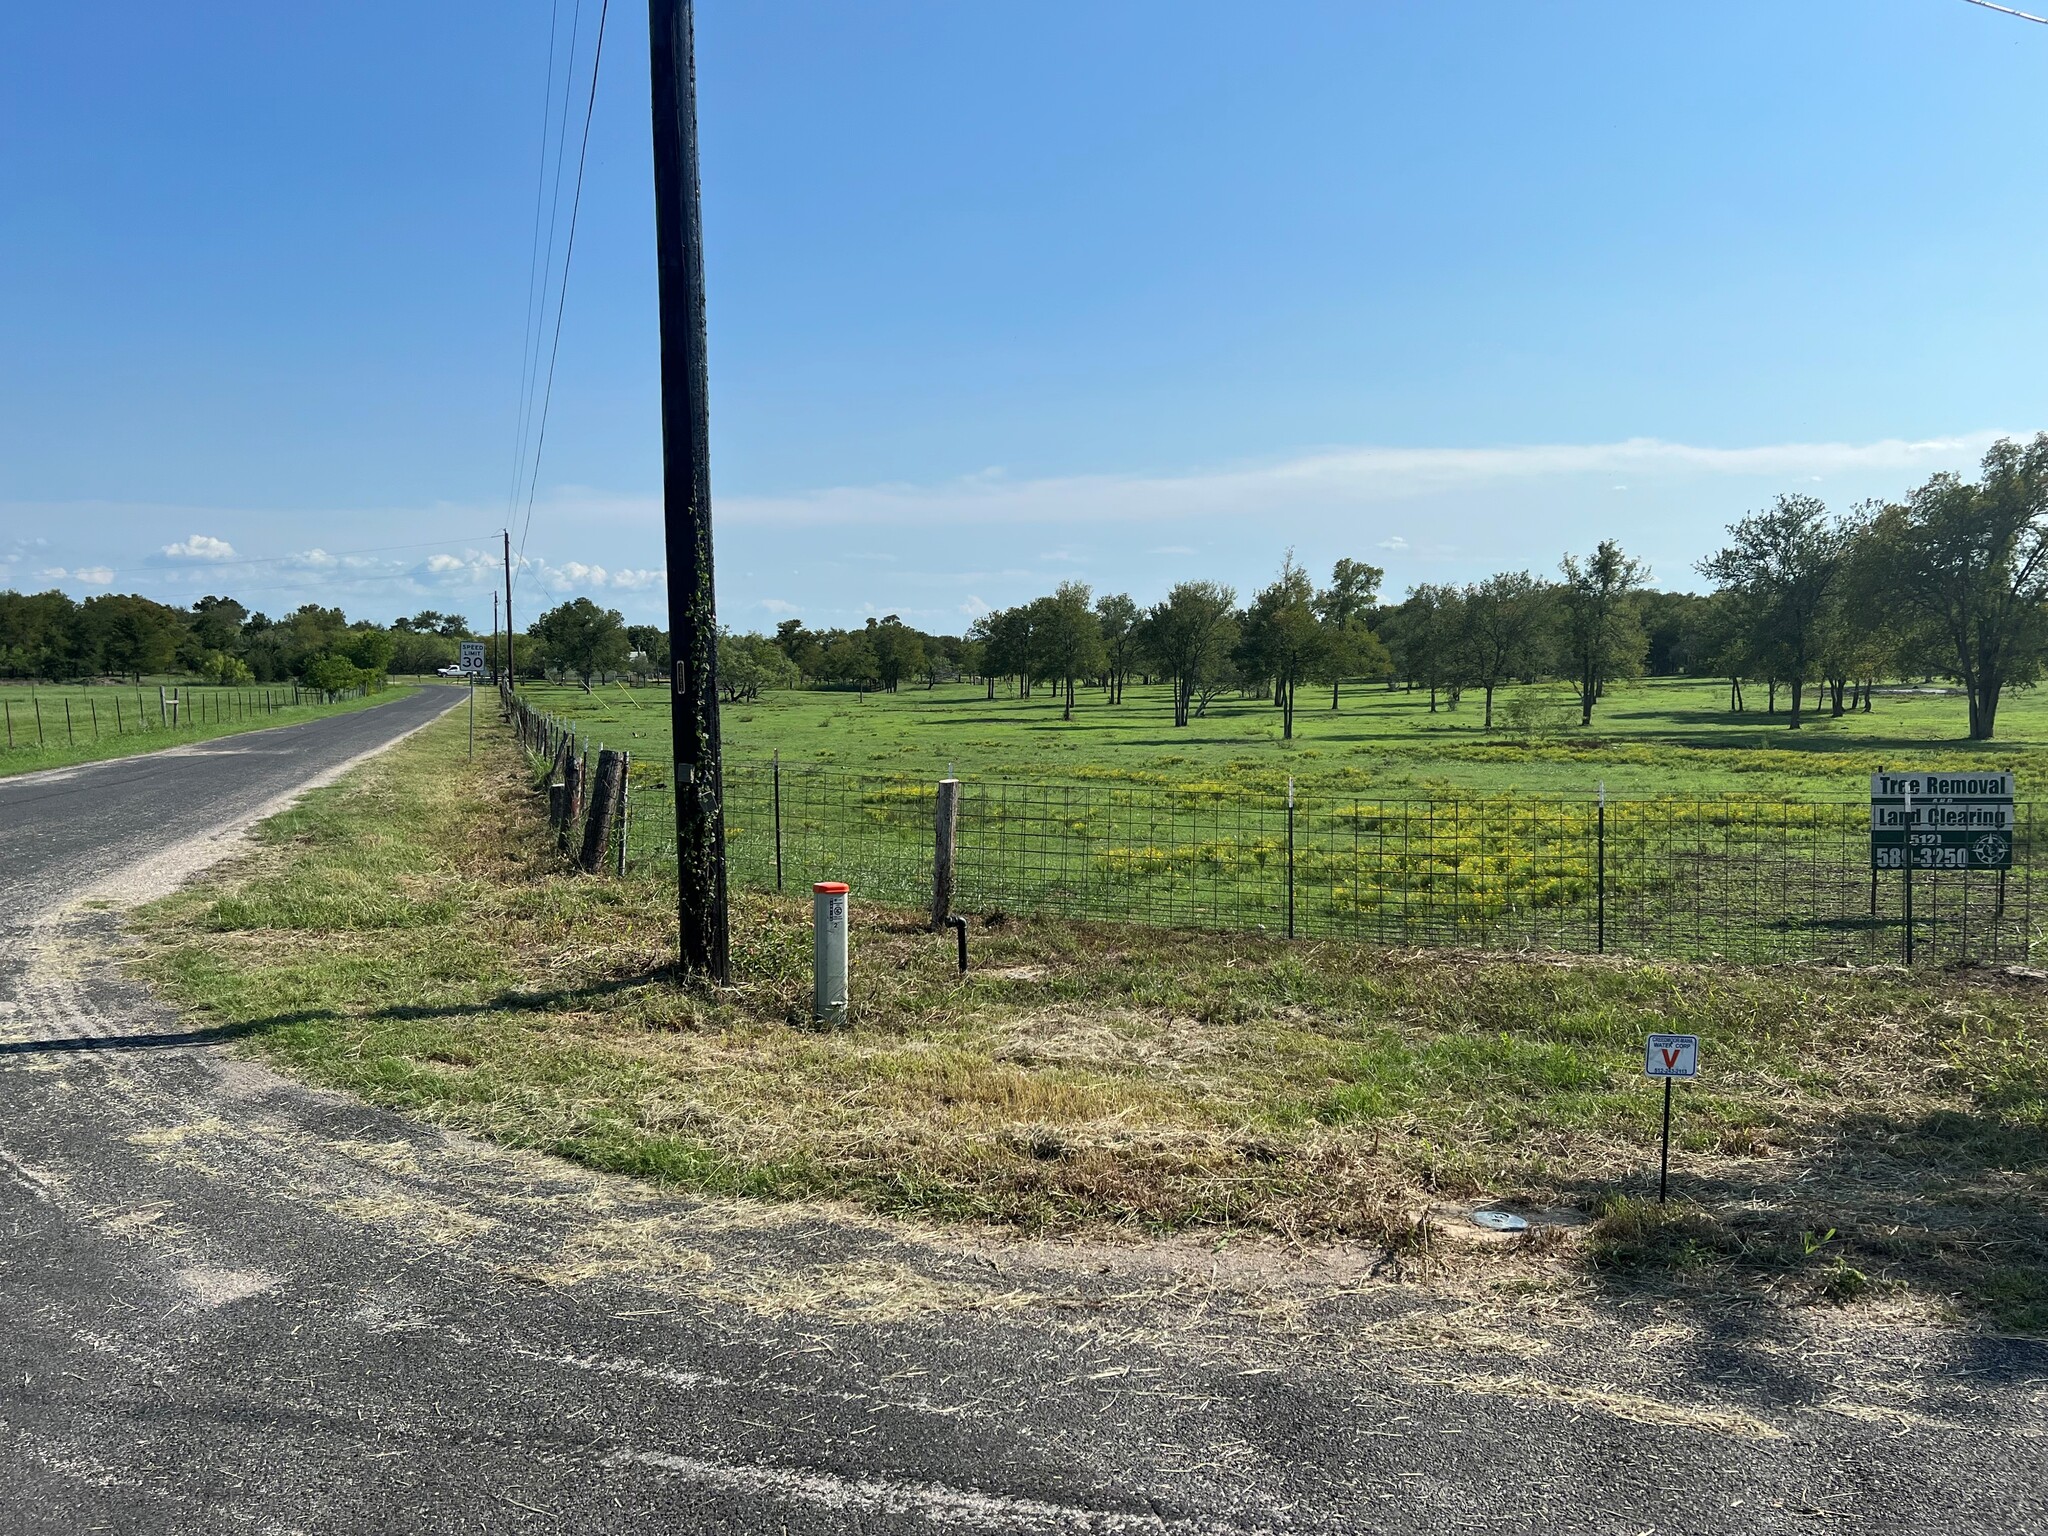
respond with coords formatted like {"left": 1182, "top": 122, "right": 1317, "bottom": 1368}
{"left": 1645, "top": 1033, "right": 1698, "bottom": 1201}
{"left": 459, "top": 641, "right": 487, "bottom": 676}
{"left": 1645, "top": 1033, "right": 1698, "bottom": 1079}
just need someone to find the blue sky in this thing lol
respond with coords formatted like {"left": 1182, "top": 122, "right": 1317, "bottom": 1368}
{"left": 3, "top": 1, "right": 2044, "bottom": 631}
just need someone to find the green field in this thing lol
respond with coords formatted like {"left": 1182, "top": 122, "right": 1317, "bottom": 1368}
{"left": 505, "top": 676, "right": 2048, "bottom": 967}
{"left": 0, "top": 679, "right": 420, "bottom": 777}
{"left": 517, "top": 674, "right": 2048, "bottom": 799}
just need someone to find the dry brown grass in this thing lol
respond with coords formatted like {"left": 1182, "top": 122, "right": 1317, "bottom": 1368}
{"left": 133, "top": 710, "right": 2048, "bottom": 1330}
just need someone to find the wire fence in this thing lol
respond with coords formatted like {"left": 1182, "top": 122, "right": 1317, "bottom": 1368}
{"left": 619, "top": 756, "right": 2041, "bottom": 967}
{"left": 0, "top": 683, "right": 370, "bottom": 758}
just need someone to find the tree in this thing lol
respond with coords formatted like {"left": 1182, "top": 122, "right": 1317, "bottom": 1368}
{"left": 978, "top": 607, "right": 1033, "bottom": 700}
{"left": 389, "top": 629, "right": 457, "bottom": 677}
{"left": 866, "top": 616, "right": 925, "bottom": 693}
{"left": 626, "top": 623, "right": 670, "bottom": 679}
{"left": 771, "top": 619, "right": 823, "bottom": 683}
{"left": 533, "top": 597, "right": 629, "bottom": 690}
{"left": 190, "top": 595, "right": 248, "bottom": 655}
{"left": 1142, "top": 581, "right": 1237, "bottom": 727}
{"left": 302, "top": 654, "right": 366, "bottom": 696}
{"left": 1558, "top": 540, "right": 1648, "bottom": 726}
{"left": 1694, "top": 588, "right": 1758, "bottom": 712}
{"left": 718, "top": 629, "right": 799, "bottom": 700}
{"left": 339, "top": 626, "right": 396, "bottom": 678}
{"left": 1033, "top": 582, "right": 1105, "bottom": 720}
{"left": 1870, "top": 434, "right": 2048, "bottom": 740}
{"left": 1094, "top": 592, "right": 1141, "bottom": 704}
{"left": 1386, "top": 585, "right": 1468, "bottom": 712}
{"left": 83, "top": 594, "right": 182, "bottom": 683}
{"left": 0, "top": 589, "right": 85, "bottom": 679}
{"left": 821, "top": 630, "right": 878, "bottom": 691}
{"left": 1698, "top": 495, "right": 1849, "bottom": 730}
{"left": 1313, "top": 557, "right": 1385, "bottom": 709}
{"left": 1460, "top": 571, "right": 1550, "bottom": 729}
{"left": 1237, "top": 555, "right": 1326, "bottom": 739}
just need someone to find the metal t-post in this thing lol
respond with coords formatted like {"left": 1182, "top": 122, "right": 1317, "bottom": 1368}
{"left": 1285, "top": 776, "right": 1296, "bottom": 940}
{"left": 1658, "top": 1077, "right": 1674, "bottom": 1203}
{"left": 1596, "top": 781, "right": 1607, "bottom": 954}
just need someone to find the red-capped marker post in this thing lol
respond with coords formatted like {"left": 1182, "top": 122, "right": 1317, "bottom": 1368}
{"left": 814, "top": 883, "right": 849, "bottom": 1027}
{"left": 1644, "top": 1033, "right": 1699, "bottom": 1202}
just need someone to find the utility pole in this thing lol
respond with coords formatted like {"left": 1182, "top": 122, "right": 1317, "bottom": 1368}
{"left": 492, "top": 590, "right": 501, "bottom": 685}
{"left": 502, "top": 529, "right": 516, "bottom": 690}
{"left": 649, "top": 0, "right": 729, "bottom": 982}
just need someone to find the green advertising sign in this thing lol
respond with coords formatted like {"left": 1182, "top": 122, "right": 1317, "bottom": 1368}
{"left": 1870, "top": 771, "right": 2015, "bottom": 871}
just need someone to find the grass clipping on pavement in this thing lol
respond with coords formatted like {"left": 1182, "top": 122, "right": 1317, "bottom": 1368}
{"left": 136, "top": 711, "right": 2048, "bottom": 1330}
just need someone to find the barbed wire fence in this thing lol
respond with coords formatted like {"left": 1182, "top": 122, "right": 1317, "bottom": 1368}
{"left": 503, "top": 687, "right": 632, "bottom": 875}
{"left": 0, "top": 682, "right": 372, "bottom": 759}
{"left": 503, "top": 696, "right": 2038, "bottom": 965}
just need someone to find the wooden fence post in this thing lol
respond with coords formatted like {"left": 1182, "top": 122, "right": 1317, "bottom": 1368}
{"left": 932, "top": 777, "right": 961, "bottom": 929}
{"left": 580, "top": 750, "right": 624, "bottom": 873}
{"left": 616, "top": 751, "right": 631, "bottom": 876}
{"left": 560, "top": 747, "right": 584, "bottom": 852}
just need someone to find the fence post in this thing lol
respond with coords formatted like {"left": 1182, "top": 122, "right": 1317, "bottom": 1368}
{"left": 1285, "top": 776, "right": 1296, "bottom": 940}
{"left": 932, "top": 776, "right": 961, "bottom": 929}
{"left": 34, "top": 693, "right": 43, "bottom": 747}
{"left": 64, "top": 701, "right": 73, "bottom": 746}
{"left": 580, "top": 750, "right": 624, "bottom": 873}
{"left": 1596, "top": 781, "right": 1606, "bottom": 954}
{"left": 561, "top": 748, "right": 585, "bottom": 852}
{"left": 1903, "top": 864, "right": 1914, "bottom": 965}
{"left": 773, "top": 750, "right": 784, "bottom": 891}
{"left": 3, "top": 700, "right": 10, "bottom": 749}
{"left": 617, "top": 751, "right": 631, "bottom": 877}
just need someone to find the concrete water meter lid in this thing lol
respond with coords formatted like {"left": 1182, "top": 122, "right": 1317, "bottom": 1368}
{"left": 1469, "top": 1210, "right": 1529, "bottom": 1232}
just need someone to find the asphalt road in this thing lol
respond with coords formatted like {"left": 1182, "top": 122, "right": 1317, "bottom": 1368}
{"left": 0, "top": 689, "right": 2043, "bottom": 1534}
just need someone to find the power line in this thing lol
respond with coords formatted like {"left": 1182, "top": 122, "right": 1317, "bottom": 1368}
{"left": 505, "top": 1, "right": 567, "bottom": 534}
{"left": 514, "top": 0, "right": 613, "bottom": 597}
{"left": 1960, "top": 0, "right": 2048, "bottom": 23}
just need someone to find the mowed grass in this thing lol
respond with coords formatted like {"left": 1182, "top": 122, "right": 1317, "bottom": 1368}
{"left": 522, "top": 674, "right": 2048, "bottom": 800}
{"left": 0, "top": 679, "right": 412, "bottom": 777}
{"left": 135, "top": 708, "right": 2048, "bottom": 1329}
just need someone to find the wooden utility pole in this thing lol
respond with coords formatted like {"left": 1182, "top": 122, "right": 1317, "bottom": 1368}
{"left": 503, "top": 529, "right": 516, "bottom": 689}
{"left": 492, "top": 590, "right": 501, "bottom": 685}
{"left": 649, "top": 0, "right": 730, "bottom": 981}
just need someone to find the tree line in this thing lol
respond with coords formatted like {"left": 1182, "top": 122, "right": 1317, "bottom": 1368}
{"left": 7, "top": 435, "right": 2042, "bottom": 737}
{"left": 0, "top": 592, "right": 459, "bottom": 693}
{"left": 763, "top": 435, "right": 2048, "bottom": 742}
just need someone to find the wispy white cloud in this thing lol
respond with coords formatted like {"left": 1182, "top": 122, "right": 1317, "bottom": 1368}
{"left": 40, "top": 565, "right": 115, "bottom": 585}
{"left": 1377, "top": 536, "right": 1409, "bottom": 552}
{"left": 759, "top": 597, "right": 799, "bottom": 614}
{"left": 712, "top": 434, "right": 2006, "bottom": 529}
{"left": 609, "top": 567, "right": 666, "bottom": 592}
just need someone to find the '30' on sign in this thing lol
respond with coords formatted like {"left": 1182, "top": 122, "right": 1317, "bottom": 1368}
{"left": 1644, "top": 1034, "right": 1699, "bottom": 1079}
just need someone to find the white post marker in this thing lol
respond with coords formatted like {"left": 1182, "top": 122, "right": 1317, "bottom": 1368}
{"left": 1644, "top": 1033, "right": 1699, "bottom": 1202}
{"left": 813, "top": 882, "right": 850, "bottom": 1027}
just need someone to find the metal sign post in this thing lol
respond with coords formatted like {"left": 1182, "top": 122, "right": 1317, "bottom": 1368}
{"left": 459, "top": 641, "right": 486, "bottom": 762}
{"left": 1644, "top": 1033, "right": 1699, "bottom": 1202}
